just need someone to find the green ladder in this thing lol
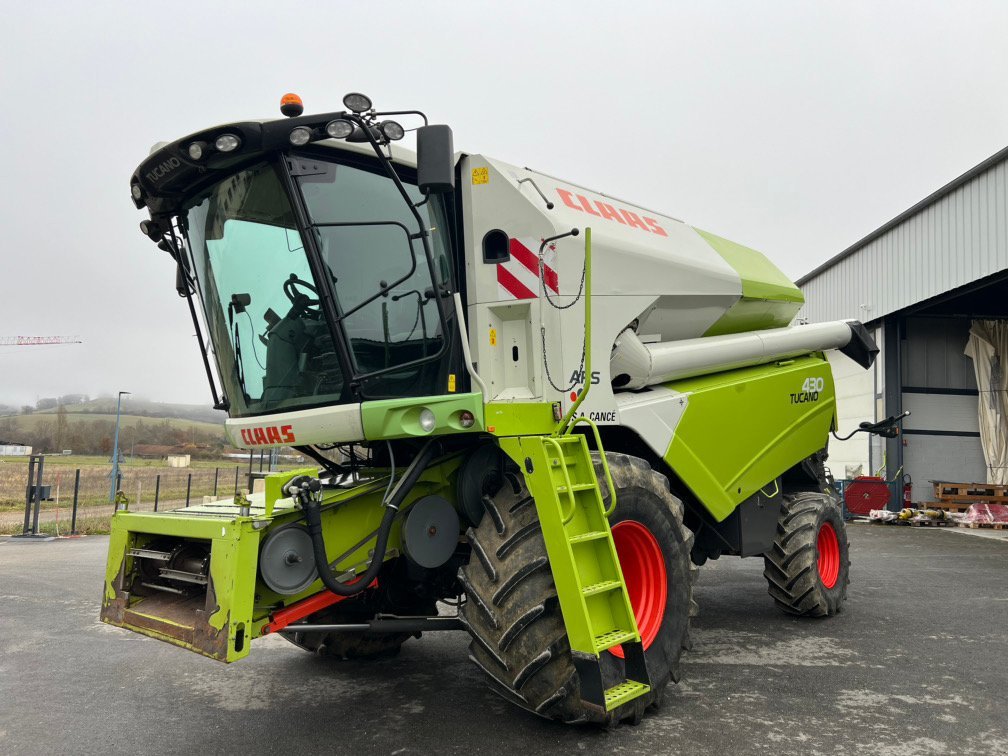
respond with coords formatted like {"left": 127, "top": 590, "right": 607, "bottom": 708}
{"left": 500, "top": 433, "right": 651, "bottom": 711}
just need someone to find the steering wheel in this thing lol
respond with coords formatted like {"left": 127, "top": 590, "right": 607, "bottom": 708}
{"left": 283, "top": 274, "right": 320, "bottom": 314}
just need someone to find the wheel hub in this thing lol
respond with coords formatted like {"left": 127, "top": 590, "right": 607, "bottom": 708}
{"left": 816, "top": 521, "right": 841, "bottom": 589}
{"left": 609, "top": 520, "right": 667, "bottom": 659}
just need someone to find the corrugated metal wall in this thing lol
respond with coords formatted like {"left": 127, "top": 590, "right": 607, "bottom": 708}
{"left": 798, "top": 156, "right": 1008, "bottom": 324}
{"left": 900, "top": 317, "right": 987, "bottom": 490}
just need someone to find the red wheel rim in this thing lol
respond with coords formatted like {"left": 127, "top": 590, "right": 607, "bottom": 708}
{"left": 817, "top": 521, "right": 841, "bottom": 589}
{"left": 608, "top": 520, "right": 667, "bottom": 659}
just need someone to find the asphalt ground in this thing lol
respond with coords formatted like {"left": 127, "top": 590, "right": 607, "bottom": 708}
{"left": 1, "top": 524, "right": 1006, "bottom": 755}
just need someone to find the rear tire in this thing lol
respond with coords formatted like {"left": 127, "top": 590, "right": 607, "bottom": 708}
{"left": 459, "top": 452, "right": 693, "bottom": 725}
{"left": 763, "top": 491, "right": 850, "bottom": 617}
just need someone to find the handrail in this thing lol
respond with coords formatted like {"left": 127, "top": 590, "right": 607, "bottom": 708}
{"left": 570, "top": 416, "right": 617, "bottom": 517}
{"left": 555, "top": 226, "right": 592, "bottom": 435}
{"left": 453, "top": 292, "right": 488, "bottom": 397}
{"left": 543, "top": 437, "right": 578, "bottom": 525}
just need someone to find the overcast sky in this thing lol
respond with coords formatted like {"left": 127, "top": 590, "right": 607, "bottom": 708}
{"left": 1, "top": 1, "right": 1006, "bottom": 407}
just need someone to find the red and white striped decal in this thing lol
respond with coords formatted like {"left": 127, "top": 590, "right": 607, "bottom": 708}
{"left": 497, "top": 238, "right": 560, "bottom": 300}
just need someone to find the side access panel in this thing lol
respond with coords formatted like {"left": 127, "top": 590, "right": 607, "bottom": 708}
{"left": 620, "top": 354, "right": 837, "bottom": 522}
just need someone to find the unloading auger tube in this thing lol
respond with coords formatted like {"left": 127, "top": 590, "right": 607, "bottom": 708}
{"left": 610, "top": 320, "right": 877, "bottom": 389}
{"left": 291, "top": 440, "right": 439, "bottom": 598}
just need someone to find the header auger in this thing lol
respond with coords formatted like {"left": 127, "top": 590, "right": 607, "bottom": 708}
{"left": 102, "top": 91, "right": 878, "bottom": 725}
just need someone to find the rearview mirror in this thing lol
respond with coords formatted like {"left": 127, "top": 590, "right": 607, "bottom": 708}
{"left": 417, "top": 125, "right": 455, "bottom": 194}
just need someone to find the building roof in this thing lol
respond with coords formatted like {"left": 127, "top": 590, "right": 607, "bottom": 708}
{"left": 798, "top": 144, "right": 1008, "bottom": 286}
{"left": 797, "top": 144, "right": 1008, "bottom": 325}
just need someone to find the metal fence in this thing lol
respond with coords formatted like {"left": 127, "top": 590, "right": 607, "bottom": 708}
{"left": 2, "top": 457, "right": 253, "bottom": 535}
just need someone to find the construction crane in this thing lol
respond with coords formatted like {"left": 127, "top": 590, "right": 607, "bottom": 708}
{"left": 0, "top": 336, "right": 82, "bottom": 346}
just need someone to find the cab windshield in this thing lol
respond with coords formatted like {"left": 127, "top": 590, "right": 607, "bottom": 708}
{"left": 183, "top": 156, "right": 453, "bottom": 417}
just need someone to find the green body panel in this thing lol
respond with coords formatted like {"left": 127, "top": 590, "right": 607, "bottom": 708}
{"left": 265, "top": 466, "right": 316, "bottom": 515}
{"left": 696, "top": 228, "right": 805, "bottom": 336}
{"left": 664, "top": 355, "right": 836, "bottom": 521}
{"left": 100, "top": 511, "right": 263, "bottom": 662}
{"left": 484, "top": 401, "right": 557, "bottom": 436}
{"left": 100, "top": 458, "right": 462, "bottom": 661}
{"left": 361, "top": 392, "right": 485, "bottom": 440}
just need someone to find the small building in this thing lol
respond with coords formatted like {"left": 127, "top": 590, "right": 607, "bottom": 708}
{"left": 167, "top": 454, "right": 191, "bottom": 468}
{"left": 0, "top": 444, "right": 32, "bottom": 456}
{"left": 798, "top": 146, "right": 1008, "bottom": 500}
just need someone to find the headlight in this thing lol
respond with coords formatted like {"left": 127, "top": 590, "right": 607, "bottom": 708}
{"left": 187, "top": 142, "right": 204, "bottom": 160}
{"left": 289, "top": 127, "right": 312, "bottom": 146}
{"left": 380, "top": 120, "right": 405, "bottom": 141}
{"left": 342, "top": 92, "right": 372, "bottom": 113}
{"left": 130, "top": 184, "right": 143, "bottom": 201}
{"left": 418, "top": 408, "right": 436, "bottom": 433}
{"left": 215, "top": 134, "right": 241, "bottom": 152}
{"left": 325, "top": 119, "right": 354, "bottom": 139}
{"left": 458, "top": 410, "right": 475, "bottom": 429}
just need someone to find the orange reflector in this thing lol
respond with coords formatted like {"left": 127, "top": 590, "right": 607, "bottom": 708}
{"left": 280, "top": 93, "right": 304, "bottom": 117}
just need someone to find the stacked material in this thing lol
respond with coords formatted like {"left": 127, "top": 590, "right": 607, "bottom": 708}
{"left": 961, "top": 503, "right": 1008, "bottom": 524}
{"left": 867, "top": 508, "right": 951, "bottom": 526}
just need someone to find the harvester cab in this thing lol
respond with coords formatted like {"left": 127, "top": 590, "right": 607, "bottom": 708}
{"left": 103, "top": 91, "right": 878, "bottom": 726}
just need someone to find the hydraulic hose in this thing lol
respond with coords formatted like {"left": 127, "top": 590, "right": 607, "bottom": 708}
{"left": 297, "top": 440, "right": 438, "bottom": 597}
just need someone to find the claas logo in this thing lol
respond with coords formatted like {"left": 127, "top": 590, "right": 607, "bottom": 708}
{"left": 240, "top": 425, "right": 296, "bottom": 445}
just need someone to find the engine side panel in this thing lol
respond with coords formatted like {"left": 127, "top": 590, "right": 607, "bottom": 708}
{"left": 616, "top": 355, "right": 836, "bottom": 522}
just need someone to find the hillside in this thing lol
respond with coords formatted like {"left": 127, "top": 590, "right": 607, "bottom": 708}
{"left": 0, "top": 399, "right": 227, "bottom": 456}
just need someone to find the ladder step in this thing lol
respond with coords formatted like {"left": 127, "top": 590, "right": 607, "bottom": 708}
{"left": 568, "top": 530, "right": 608, "bottom": 544}
{"left": 582, "top": 580, "right": 622, "bottom": 596}
{"left": 593, "top": 629, "right": 637, "bottom": 654}
{"left": 557, "top": 482, "right": 596, "bottom": 494}
{"left": 604, "top": 681, "right": 651, "bottom": 710}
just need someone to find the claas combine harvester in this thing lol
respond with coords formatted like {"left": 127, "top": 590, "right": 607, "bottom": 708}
{"left": 103, "top": 91, "right": 890, "bottom": 725}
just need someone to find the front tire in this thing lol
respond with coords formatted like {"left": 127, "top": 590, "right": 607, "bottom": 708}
{"left": 763, "top": 491, "right": 850, "bottom": 617}
{"left": 459, "top": 452, "right": 693, "bottom": 725}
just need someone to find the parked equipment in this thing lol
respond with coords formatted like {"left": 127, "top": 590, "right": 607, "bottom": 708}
{"left": 102, "top": 91, "right": 882, "bottom": 725}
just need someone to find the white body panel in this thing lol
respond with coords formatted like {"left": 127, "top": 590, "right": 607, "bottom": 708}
{"left": 226, "top": 403, "right": 363, "bottom": 449}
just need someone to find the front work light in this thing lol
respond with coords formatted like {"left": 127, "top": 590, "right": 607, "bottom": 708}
{"left": 325, "top": 119, "right": 354, "bottom": 139}
{"left": 418, "top": 408, "right": 436, "bottom": 433}
{"left": 343, "top": 92, "right": 372, "bottom": 113}
{"left": 380, "top": 120, "right": 405, "bottom": 141}
{"left": 215, "top": 134, "right": 241, "bottom": 152}
{"left": 289, "top": 127, "right": 312, "bottom": 146}
{"left": 188, "top": 142, "right": 204, "bottom": 160}
{"left": 131, "top": 184, "right": 143, "bottom": 201}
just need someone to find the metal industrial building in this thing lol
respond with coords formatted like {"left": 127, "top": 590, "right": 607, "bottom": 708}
{"left": 798, "top": 145, "right": 1008, "bottom": 504}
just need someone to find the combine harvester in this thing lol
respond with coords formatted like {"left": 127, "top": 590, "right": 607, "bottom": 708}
{"left": 103, "top": 92, "right": 890, "bottom": 725}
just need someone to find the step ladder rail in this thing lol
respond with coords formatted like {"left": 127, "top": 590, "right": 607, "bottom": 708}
{"left": 567, "top": 416, "right": 617, "bottom": 517}
{"left": 499, "top": 433, "right": 652, "bottom": 712}
{"left": 542, "top": 436, "right": 579, "bottom": 525}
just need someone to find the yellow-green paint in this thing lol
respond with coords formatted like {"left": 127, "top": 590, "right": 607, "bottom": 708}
{"left": 484, "top": 401, "right": 557, "bottom": 436}
{"left": 663, "top": 355, "right": 836, "bottom": 521}
{"left": 100, "top": 453, "right": 465, "bottom": 662}
{"left": 361, "top": 392, "right": 485, "bottom": 439}
{"left": 499, "top": 436, "right": 639, "bottom": 654}
{"left": 695, "top": 228, "right": 805, "bottom": 336}
{"left": 264, "top": 466, "right": 317, "bottom": 516}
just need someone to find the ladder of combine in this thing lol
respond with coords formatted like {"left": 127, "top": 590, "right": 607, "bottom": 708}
{"left": 500, "top": 433, "right": 650, "bottom": 711}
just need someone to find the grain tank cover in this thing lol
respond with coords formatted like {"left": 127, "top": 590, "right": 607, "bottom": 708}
{"left": 463, "top": 157, "right": 804, "bottom": 343}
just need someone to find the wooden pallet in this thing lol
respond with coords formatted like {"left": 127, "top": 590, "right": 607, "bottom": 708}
{"left": 958, "top": 521, "right": 1008, "bottom": 530}
{"left": 933, "top": 481, "right": 1008, "bottom": 501}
